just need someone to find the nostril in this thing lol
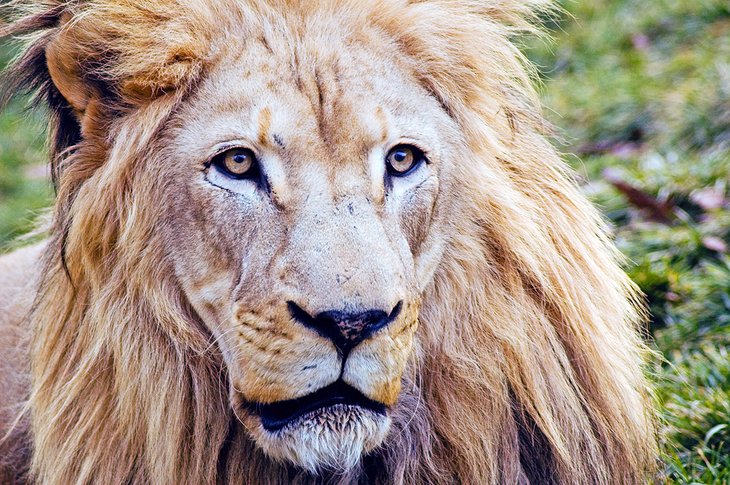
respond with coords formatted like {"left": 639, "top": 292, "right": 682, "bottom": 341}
{"left": 287, "top": 301, "right": 343, "bottom": 347}
{"left": 388, "top": 300, "right": 403, "bottom": 321}
{"left": 287, "top": 300, "right": 404, "bottom": 356}
{"left": 287, "top": 301, "right": 316, "bottom": 328}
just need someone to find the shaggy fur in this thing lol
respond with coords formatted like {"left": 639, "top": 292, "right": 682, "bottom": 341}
{"left": 0, "top": 1, "right": 656, "bottom": 484}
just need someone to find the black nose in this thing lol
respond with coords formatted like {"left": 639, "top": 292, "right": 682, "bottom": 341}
{"left": 287, "top": 301, "right": 403, "bottom": 356}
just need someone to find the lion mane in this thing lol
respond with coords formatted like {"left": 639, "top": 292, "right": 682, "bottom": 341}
{"left": 0, "top": 0, "right": 656, "bottom": 483}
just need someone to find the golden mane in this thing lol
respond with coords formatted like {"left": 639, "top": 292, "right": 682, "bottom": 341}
{"left": 1, "top": 1, "right": 656, "bottom": 483}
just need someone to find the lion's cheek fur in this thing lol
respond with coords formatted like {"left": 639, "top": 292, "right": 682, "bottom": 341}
{"left": 229, "top": 335, "right": 340, "bottom": 404}
{"left": 226, "top": 310, "right": 341, "bottom": 404}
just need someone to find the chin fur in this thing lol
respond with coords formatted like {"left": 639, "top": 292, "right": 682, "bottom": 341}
{"left": 247, "top": 404, "right": 391, "bottom": 473}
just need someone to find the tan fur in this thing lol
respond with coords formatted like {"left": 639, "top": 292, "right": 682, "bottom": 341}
{"left": 0, "top": 1, "right": 656, "bottom": 483}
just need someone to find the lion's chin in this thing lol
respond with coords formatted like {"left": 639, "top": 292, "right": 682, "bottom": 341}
{"left": 249, "top": 405, "right": 391, "bottom": 473}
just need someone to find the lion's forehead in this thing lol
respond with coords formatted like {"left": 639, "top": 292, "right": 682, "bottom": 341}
{"left": 170, "top": 19, "right": 444, "bottom": 174}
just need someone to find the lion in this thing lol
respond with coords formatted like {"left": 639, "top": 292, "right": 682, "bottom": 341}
{"left": 0, "top": 0, "right": 656, "bottom": 483}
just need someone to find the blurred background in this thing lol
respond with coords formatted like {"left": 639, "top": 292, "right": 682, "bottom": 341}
{"left": 527, "top": 1, "right": 729, "bottom": 482}
{"left": 1, "top": 0, "right": 729, "bottom": 482}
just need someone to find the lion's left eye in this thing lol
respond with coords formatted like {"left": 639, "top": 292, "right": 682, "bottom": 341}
{"left": 385, "top": 145, "right": 425, "bottom": 177}
{"left": 212, "top": 148, "right": 259, "bottom": 179}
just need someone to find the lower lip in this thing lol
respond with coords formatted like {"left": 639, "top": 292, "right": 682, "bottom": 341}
{"left": 263, "top": 402, "right": 377, "bottom": 432}
{"left": 248, "top": 382, "right": 387, "bottom": 432}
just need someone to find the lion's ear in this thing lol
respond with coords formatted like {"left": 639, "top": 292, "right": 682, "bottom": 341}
{"left": 1, "top": 1, "right": 215, "bottom": 186}
{"left": 40, "top": 1, "right": 211, "bottom": 123}
{"left": 44, "top": 29, "right": 93, "bottom": 119}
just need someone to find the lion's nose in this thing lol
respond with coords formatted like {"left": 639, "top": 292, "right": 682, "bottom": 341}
{"left": 287, "top": 301, "right": 403, "bottom": 356}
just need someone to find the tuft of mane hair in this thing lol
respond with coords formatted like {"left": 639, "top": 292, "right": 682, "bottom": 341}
{"left": 0, "top": 1, "right": 657, "bottom": 483}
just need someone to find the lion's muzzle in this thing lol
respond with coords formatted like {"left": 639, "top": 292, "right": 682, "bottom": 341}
{"left": 231, "top": 297, "right": 419, "bottom": 471}
{"left": 241, "top": 301, "right": 403, "bottom": 431}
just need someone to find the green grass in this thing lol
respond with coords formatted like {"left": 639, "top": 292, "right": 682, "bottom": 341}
{"left": 0, "top": 46, "right": 52, "bottom": 249}
{"left": 0, "top": 103, "right": 51, "bottom": 248}
{"left": 1, "top": 1, "right": 729, "bottom": 482}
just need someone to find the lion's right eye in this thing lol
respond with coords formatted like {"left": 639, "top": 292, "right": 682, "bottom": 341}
{"left": 212, "top": 148, "right": 259, "bottom": 179}
{"left": 385, "top": 145, "right": 425, "bottom": 177}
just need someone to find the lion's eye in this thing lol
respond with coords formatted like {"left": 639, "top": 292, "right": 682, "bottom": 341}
{"left": 385, "top": 145, "right": 424, "bottom": 176}
{"left": 212, "top": 148, "right": 258, "bottom": 179}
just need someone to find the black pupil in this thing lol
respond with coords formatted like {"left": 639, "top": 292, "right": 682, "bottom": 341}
{"left": 233, "top": 153, "right": 248, "bottom": 164}
{"left": 393, "top": 150, "right": 408, "bottom": 163}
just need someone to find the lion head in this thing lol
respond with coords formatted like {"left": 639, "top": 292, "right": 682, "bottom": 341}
{"left": 162, "top": 17, "right": 453, "bottom": 467}
{"left": 1, "top": 0, "right": 656, "bottom": 483}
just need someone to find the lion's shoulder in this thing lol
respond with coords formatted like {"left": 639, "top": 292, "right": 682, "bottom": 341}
{"left": 0, "top": 242, "right": 44, "bottom": 328}
{"left": 0, "top": 242, "right": 44, "bottom": 439}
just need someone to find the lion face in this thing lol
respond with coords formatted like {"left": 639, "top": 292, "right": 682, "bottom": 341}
{"left": 160, "top": 28, "right": 459, "bottom": 471}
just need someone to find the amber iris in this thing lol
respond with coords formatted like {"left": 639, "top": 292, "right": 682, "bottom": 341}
{"left": 215, "top": 148, "right": 257, "bottom": 178}
{"left": 386, "top": 145, "right": 423, "bottom": 176}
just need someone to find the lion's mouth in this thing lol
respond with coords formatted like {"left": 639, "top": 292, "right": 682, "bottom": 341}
{"left": 251, "top": 380, "right": 386, "bottom": 431}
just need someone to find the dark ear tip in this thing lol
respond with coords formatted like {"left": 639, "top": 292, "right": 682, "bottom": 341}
{"left": 0, "top": 3, "right": 65, "bottom": 38}
{"left": 0, "top": 4, "right": 83, "bottom": 186}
